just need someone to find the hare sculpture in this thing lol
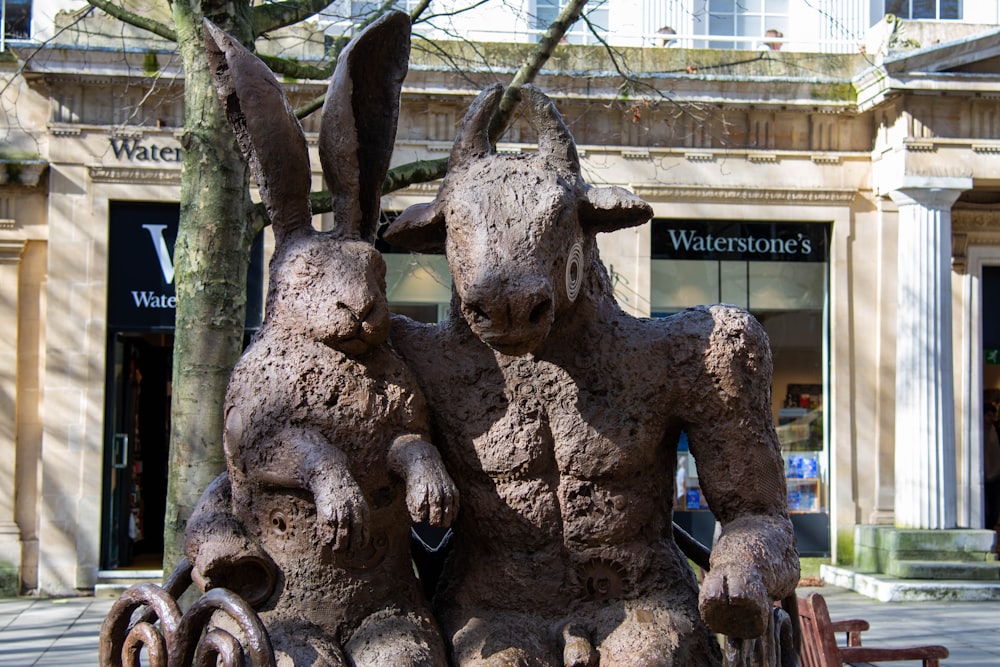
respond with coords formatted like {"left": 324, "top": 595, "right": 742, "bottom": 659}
{"left": 185, "top": 13, "right": 457, "bottom": 666}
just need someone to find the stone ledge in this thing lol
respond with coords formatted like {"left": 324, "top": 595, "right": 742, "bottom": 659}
{"left": 94, "top": 569, "right": 163, "bottom": 598}
{"left": 885, "top": 559, "right": 1000, "bottom": 580}
{"left": 821, "top": 564, "right": 1000, "bottom": 602}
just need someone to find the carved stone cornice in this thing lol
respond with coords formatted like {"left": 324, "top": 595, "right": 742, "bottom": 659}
{"left": 632, "top": 184, "right": 858, "bottom": 205}
{"left": 88, "top": 165, "right": 180, "bottom": 185}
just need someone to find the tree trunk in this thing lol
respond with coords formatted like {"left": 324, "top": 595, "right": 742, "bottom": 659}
{"left": 163, "top": 0, "right": 255, "bottom": 575}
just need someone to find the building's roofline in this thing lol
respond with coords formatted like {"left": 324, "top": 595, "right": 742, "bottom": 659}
{"left": 882, "top": 26, "right": 1000, "bottom": 74}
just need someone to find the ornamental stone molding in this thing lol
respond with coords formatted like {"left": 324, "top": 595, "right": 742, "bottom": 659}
{"left": 633, "top": 183, "right": 858, "bottom": 205}
{"left": 394, "top": 181, "right": 442, "bottom": 197}
{"left": 621, "top": 148, "right": 650, "bottom": 159}
{"left": 88, "top": 165, "right": 180, "bottom": 185}
{"left": 951, "top": 210, "right": 1000, "bottom": 273}
{"left": 0, "top": 239, "right": 26, "bottom": 263}
{"left": 952, "top": 208, "right": 1000, "bottom": 232}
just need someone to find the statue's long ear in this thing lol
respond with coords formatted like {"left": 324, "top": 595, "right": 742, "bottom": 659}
{"left": 383, "top": 202, "right": 446, "bottom": 253}
{"left": 203, "top": 19, "right": 312, "bottom": 245}
{"left": 320, "top": 11, "right": 411, "bottom": 243}
{"left": 579, "top": 185, "right": 653, "bottom": 234}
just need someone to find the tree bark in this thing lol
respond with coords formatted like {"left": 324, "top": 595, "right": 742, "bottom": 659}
{"left": 162, "top": 0, "right": 255, "bottom": 575}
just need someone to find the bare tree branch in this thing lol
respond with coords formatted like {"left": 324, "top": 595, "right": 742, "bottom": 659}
{"left": 382, "top": 157, "right": 448, "bottom": 194}
{"left": 487, "top": 0, "right": 588, "bottom": 141}
{"left": 84, "top": 0, "right": 177, "bottom": 41}
{"left": 259, "top": 53, "right": 334, "bottom": 80}
{"left": 252, "top": 0, "right": 333, "bottom": 36}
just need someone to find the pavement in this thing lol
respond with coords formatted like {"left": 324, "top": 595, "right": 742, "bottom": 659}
{"left": 1, "top": 584, "right": 998, "bottom": 666}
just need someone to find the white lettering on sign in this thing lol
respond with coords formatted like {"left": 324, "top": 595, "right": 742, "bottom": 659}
{"left": 131, "top": 291, "right": 177, "bottom": 308}
{"left": 666, "top": 229, "right": 812, "bottom": 256}
{"left": 142, "top": 224, "right": 176, "bottom": 284}
{"left": 110, "top": 138, "right": 182, "bottom": 163}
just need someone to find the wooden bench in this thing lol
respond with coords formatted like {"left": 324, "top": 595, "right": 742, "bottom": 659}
{"left": 796, "top": 592, "right": 949, "bottom": 667}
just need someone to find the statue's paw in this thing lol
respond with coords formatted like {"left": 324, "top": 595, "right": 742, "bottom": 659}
{"left": 316, "top": 494, "right": 371, "bottom": 552}
{"left": 406, "top": 465, "right": 459, "bottom": 528}
{"left": 699, "top": 566, "right": 770, "bottom": 639}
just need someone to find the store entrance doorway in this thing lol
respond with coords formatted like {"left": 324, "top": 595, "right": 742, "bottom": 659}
{"left": 100, "top": 332, "right": 173, "bottom": 570}
{"left": 980, "top": 266, "right": 1000, "bottom": 530}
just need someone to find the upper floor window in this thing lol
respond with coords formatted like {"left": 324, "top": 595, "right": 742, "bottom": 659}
{"left": 885, "top": 0, "right": 961, "bottom": 19}
{"left": 533, "top": 0, "right": 608, "bottom": 45}
{"left": 707, "top": 0, "right": 789, "bottom": 50}
{"left": 4, "top": 0, "right": 31, "bottom": 41}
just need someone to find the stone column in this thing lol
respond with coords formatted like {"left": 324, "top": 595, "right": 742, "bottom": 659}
{"left": 890, "top": 178, "right": 968, "bottom": 529}
{"left": 0, "top": 239, "right": 25, "bottom": 591}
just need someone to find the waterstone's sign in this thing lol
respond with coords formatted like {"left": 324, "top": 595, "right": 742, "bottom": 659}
{"left": 109, "top": 137, "right": 183, "bottom": 163}
{"left": 652, "top": 220, "right": 828, "bottom": 263}
{"left": 108, "top": 201, "right": 263, "bottom": 331}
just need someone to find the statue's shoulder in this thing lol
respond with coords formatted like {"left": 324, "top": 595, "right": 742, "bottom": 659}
{"left": 639, "top": 304, "right": 771, "bottom": 368}
{"left": 390, "top": 313, "right": 440, "bottom": 347}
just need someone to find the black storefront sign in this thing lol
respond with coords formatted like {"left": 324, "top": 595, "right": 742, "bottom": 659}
{"left": 107, "top": 201, "right": 264, "bottom": 330}
{"left": 652, "top": 220, "right": 828, "bottom": 263}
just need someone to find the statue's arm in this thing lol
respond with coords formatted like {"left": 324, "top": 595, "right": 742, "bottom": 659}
{"left": 385, "top": 316, "right": 460, "bottom": 528}
{"left": 388, "top": 433, "right": 459, "bottom": 528}
{"left": 675, "top": 305, "right": 799, "bottom": 638}
{"left": 249, "top": 424, "right": 372, "bottom": 553}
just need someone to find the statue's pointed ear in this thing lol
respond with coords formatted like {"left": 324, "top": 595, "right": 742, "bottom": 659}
{"left": 384, "top": 202, "right": 447, "bottom": 253}
{"left": 579, "top": 186, "right": 652, "bottom": 234}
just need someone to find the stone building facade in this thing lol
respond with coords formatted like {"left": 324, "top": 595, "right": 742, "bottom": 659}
{"left": 2, "top": 1, "right": 1000, "bottom": 594}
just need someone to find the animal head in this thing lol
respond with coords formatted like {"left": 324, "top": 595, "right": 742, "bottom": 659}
{"left": 203, "top": 13, "right": 410, "bottom": 355}
{"left": 385, "top": 84, "right": 652, "bottom": 356}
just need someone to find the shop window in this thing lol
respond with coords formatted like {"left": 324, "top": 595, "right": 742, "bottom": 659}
{"left": 4, "top": 0, "right": 30, "bottom": 41}
{"left": 652, "top": 219, "right": 830, "bottom": 549}
{"left": 884, "top": 0, "right": 961, "bottom": 20}
{"left": 377, "top": 211, "right": 452, "bottom": 323}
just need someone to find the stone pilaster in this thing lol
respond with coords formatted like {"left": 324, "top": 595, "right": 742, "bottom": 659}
{"left": 890, "top": 180, "right": 968, "bottom": 529}
{"left": 0, "top": 240, "right": 25, "bottom": 593}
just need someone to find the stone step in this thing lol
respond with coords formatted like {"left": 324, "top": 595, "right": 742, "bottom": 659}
{"left": 823, "top": 564, "right": 1000, "bottom": 602}
{"left": 854, "top": 526, "right": 998, "bottom": 573}
{"left": 94, "top": 568, "right": 164, "bottom": 598}
{"left": 884, "top": 559, "right": 1000, "bottom": 581}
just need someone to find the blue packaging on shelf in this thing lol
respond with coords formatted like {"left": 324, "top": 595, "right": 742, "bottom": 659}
{"left": 787, "top": 455, "right": 803, "bottom": 478}
{"left": 802, "top": 456, "right": 818, "bottom": 478}
{"left": 787, "top": 489, "right": 801, "bottom": 510}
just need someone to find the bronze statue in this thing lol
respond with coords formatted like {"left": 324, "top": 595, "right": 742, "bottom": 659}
{"left": 185, "top": 14, "right": 457, "bottom": 666}
{"left": 385, "top": 84, "right": 799, "bottom": 666}
{"left": 104, "top": 15, "right": 797, "bottom": 667}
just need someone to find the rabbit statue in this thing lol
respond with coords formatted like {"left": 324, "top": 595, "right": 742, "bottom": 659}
{"left": 185, "top": 13, "right": 457, "bottom": 666}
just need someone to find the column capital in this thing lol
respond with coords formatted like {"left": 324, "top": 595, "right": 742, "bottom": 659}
{"left": 887, "top": 175, "right": 972, "bottom": 210}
